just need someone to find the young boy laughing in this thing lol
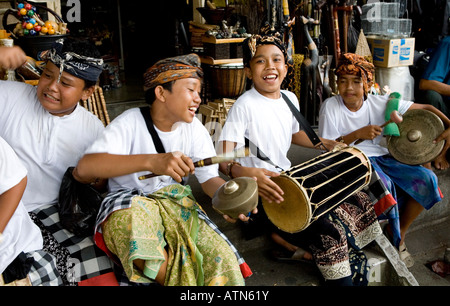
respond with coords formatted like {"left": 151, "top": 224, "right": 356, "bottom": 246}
{"left": 75, "top": 54, "right": 251, "bottom": 286}
{"left": 218, "top": 34, "right": 386, "bottom": 286}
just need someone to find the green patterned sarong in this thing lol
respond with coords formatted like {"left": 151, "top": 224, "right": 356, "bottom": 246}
{"left": 102, "top": 184, "right": 244, "bottom": 286}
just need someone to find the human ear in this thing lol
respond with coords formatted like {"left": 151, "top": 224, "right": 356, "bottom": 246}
{"left": 281, "top": 64, "right": 288, "bottom": 79}
{"left": 244, "top": 67, "right": 252, "bottom": 80}
{"left": 81, "top": 86, "right": 95, "bottom": 101}
{"left": 154, "top": 85, "right": 166, "bottom": 102}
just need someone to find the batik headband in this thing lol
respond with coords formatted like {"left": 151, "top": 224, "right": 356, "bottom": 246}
{"left": 41, "top": 38, "right": 104, "bottom": 82}
{"left": 243, "top": 34, "right": 287, "bottom": 67}
{"left": 335, "top": 53, "right": 375, "bottom": 97}
{"left": 143, "top": 53, "right": 204, "bottom": 92}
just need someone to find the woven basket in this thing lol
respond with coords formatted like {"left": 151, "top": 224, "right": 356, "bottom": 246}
{"left": 2, "top": 3, "right": 68, "bottom": 58}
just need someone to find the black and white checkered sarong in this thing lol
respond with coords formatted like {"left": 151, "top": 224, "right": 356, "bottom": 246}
{"left": 30, "top": 204, "right": 115, "bottom": 285}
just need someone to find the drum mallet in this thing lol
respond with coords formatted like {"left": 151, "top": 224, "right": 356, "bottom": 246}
{"left": 354, "top": 110, "right": 403, "bottom": 144}
{"left": 138, "top": 147, "right": 250, "bottom": 180}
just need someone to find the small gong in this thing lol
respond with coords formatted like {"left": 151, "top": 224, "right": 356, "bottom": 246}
{"left": 212, "top": 177, "right": 258, "bottom": 219}
{"left": 387, "top": 109, "right": 445, "bottom": 165}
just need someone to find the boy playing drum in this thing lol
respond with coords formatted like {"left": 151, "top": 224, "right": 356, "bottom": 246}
{"left": 218, "top": 34, "right": 387, "bottom": 286}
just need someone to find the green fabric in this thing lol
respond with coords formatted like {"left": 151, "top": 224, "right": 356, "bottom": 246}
{"left": 102, "top": 184, "right": 244, "bottom": 286}
{"left": 384, "top": 92, "right": 401, "bottom": 136}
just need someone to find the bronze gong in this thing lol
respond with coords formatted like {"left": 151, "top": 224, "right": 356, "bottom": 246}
{"left": 212, "top": 177, "right": 258, "bottom": 219}
{"left": 387, "top": 109, "right": 445, "bottom": 165}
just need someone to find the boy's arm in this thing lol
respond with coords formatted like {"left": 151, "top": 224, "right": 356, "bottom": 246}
{"left": 75, "top": 152, "right": 195, "bottom": 184}
{"left": 0, "top": 46, "right": 27, "bottom": 70}
{"left": 218, "top": 140, "right": 284, "bottom": 204}
{"left": 200, "top": 176, "right": 225, "bottom": 198}
{"left": 419, "top": 79, "right": 450, "bottom": 97}
{"left": 292, "top": 130, "right": 342, "bottom": 150}
{"left": 409, "top": 102, "right": 450, "bottom": 127}
{"left": 0, "top": 177, "right": 27, "bottom": 233}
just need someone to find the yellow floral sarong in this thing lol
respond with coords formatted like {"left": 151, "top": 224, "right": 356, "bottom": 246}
{"left": 102, "top": 184, "right": 244, "bottom": 286}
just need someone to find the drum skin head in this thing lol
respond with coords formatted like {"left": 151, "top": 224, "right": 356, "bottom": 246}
{"left": 387, "top": 109, "right": 444, "bottom": 165}
{"left": 262, "top": 174, "right": 311, "bottom": 233}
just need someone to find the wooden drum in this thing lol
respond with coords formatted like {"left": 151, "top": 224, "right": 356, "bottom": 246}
{"left": 210, "top": 63, "right": 246, "bottom": 98}
{"left": 262, "top": 146, "right": 372, "bottom": 233}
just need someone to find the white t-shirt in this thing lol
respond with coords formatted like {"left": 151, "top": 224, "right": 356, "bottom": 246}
{"left": 318, "top": 94, "right": 413, "bottom": 157}
{"left": 218, "top": 87, "right": 300, "bottom": 172}
{"left": 85, "top": 108, "right": 219, "bottom": 194}
{"left": 0, "top": 81, "right": 105, "bottom": 212}
{"left": 0, "top": 136, "right": 43, "bottom": 274}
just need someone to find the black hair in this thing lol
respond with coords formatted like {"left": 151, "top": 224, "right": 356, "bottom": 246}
{"left": 144, "top": 81, "right": 174, "bottom": 105}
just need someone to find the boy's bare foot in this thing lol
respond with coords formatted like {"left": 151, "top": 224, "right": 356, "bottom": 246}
{"left": 432, "top": 154, "right": 449, "bottom": 170}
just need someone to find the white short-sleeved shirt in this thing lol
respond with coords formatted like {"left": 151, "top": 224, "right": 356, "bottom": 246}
{"left": 0, "top": 81, "right": 105, "bottom": 211}
{"left": 85, "top": 108, "right": 219, "bottom": 194}
{"left": 0, "top": 137, "right": 43, "bottom": 273}
{"left": 319, "top": 94, "right": 413, "bottom": 157}
{"left": 218, "top": 87, "right": 300, "bottom": 172}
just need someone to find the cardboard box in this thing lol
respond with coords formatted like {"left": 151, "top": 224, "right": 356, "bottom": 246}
{"left": 366, "top": 36, "right": 415, "bottom": 68}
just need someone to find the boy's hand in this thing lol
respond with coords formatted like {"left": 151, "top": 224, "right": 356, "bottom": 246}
{"left": 222, "top": 207, "right": 258, "bottom": 223}
{"left": 320, "top": 138, "right": 346, "bottom": 151}
{"left": 433, "top": 128, "right": 450, "bottom": 170}
{"left": 150, "top": 151, "right": 195, "bottom": 183}
{"left": 0, "top": 46, "right": 27, "bottom": 69}
{"left": 237, "top": 166, "right": 284, "bottom": 203}
{"left": 357, "top": 125, "right": 382, "bottom": 141}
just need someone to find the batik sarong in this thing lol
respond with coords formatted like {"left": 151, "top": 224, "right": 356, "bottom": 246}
{"left": 273, "top": 190, "right": 382, "bottom": 285}
{"left": 100, "top": 184, "right": 248, "bottom": 286}
{"left": 370, "top": 155, "right": 443, "bottom": 247}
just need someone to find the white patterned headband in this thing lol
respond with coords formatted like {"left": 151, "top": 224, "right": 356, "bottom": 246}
{"left": 41, "top": 39, "right": 103, "bottom": 82}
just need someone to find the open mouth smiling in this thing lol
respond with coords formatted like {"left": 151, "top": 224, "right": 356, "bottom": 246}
{"left": 188, "top": 106, "right": 197, "bottom": 115}
{"left": 44, "top": 93, "right": 60, "bottom": 102}
{"left": 263, "top": 74, "right": 278, "bottom": 81}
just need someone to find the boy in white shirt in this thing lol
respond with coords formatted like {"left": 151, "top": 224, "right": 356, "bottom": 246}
{"left": 0, "top": 38, "right": 116, "bottom": 285}
{"left": 319, "top": 53, "right": 449, "bottom": 267}
{"left": 0, "top": 136, "right": 61, "bottom": 285}
{"left": 75, "top": 54, "right": 251, "bottom": 286}
{"left": 218, "top": 34, "right": 385, "bottom": 286}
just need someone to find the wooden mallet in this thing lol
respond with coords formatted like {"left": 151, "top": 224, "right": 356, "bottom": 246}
{"left": 138, "top": 147, "right": 250, "bottom": 180}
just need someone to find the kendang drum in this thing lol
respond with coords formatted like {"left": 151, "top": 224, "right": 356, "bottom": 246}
{"left": 262, "top": 146, "right": 372, "bottom": 233}
{"left": 210, "top": 63, "right": 246, "bottom": 98}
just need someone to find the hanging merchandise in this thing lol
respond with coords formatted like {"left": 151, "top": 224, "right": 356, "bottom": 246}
{"left": 2, "top": 1, "right": 69, "bottom": 58}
